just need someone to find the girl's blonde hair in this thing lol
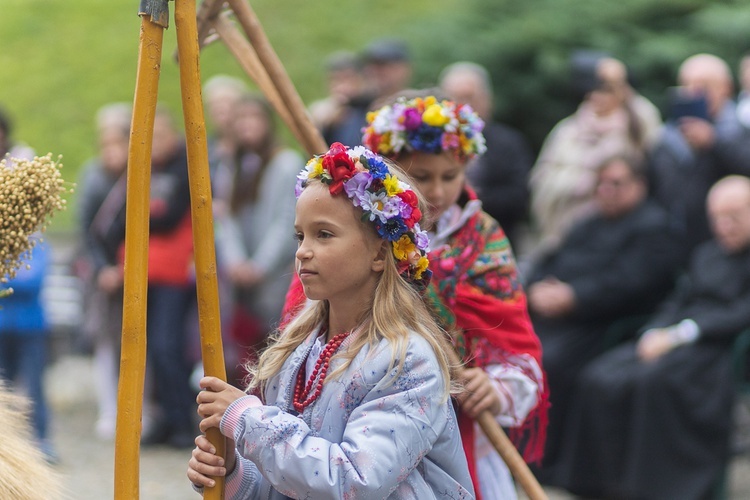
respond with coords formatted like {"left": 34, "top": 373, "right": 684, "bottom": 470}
{"left": 245, "top": 161, "right": 459, "bottom": 400}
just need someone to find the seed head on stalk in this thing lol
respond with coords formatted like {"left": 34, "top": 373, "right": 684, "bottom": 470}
{"left": 0, "top": 154, "right": 72, "bottom": 290}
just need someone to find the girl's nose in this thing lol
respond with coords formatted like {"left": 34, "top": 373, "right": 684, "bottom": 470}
{"left": 426, "top": 182, "right": 443, "bottom": 204}
{"left": 296, "top": 243, "right": 311, "bottom": 261}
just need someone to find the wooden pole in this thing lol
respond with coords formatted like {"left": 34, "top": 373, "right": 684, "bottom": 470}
{"left": 444, "top": 348, "right": 548, "bottom": 500}
{"left": 174, "top": 0, "right": 227, "bottom": 498}
{"left": 114, "top": 12, "right": 165, "bottom": 500}
{"left": 210, "top": 14, "right": 308, "bottom": 151}
{"left": 476, "top": 412, "right": 548, "bottom": 500}
{"left": 225, "top": 0, "right": 328, "bottom": 156}
{"left": 195, "top": 0, "right": 226, "bottom": 51}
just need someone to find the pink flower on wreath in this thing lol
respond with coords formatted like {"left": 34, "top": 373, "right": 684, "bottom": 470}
{"left": 322, "top": 142, "right": 357, "bottom": 195}
{"left": 402, "top": 107, "right": 422, "bottom": 130}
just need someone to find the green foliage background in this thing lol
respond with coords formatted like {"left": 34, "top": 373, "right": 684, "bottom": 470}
{"left": 2, "top": 0, "right": 750, "bottom": 230}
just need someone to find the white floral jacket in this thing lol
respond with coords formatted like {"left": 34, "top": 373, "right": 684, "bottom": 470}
{"left": 218, "top": 328, "right": 475, "bottom": 499}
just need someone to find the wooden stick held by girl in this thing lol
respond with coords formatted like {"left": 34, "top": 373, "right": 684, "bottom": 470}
{"left": 188, "top": 143, "right": 475, "bottom": 499}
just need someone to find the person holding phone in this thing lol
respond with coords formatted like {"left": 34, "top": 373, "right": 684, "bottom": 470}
{"left": 648, "top": 53, "right": 750, "bottom": 265}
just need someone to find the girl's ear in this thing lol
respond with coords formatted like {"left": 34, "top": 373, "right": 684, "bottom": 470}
{"left": 371, "top": 239, "right": 388, "bottom": 273}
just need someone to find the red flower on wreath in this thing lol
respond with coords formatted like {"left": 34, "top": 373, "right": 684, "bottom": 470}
{"left": 323, "top": 142, "right": 357, "bottom": 194}
{"left": 397, "top": 190, "right": 421, "bottom": 228}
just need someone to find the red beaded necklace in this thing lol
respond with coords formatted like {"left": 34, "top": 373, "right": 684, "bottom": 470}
{"left": 293, "top": 330, "right": 351, "bottom": 413}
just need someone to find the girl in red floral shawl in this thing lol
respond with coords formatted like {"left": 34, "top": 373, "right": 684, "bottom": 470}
{"left": 283, "top": 93, "right": 548, "bottom": 499}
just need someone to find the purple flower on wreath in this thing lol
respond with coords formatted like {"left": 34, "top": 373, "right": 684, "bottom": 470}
{"left": 394, "top": 197, "right": 413, "bottom": 221}
{"left": 413, "top": 224, "right": 430, "bottom": 252}
{"left": 343, "top": 172, "right": 373, "bottom": 207}
{"left": 381, "top": 196, "right": 405, "bottom": 219}
{"left": 294, "top": 178, "right": 305, "bottom": 198}
{"left": 376, "top": 217, "right": 409, "bottom": 241}
{"left": 402, "top": 107, "right": 422, "bottom": 131}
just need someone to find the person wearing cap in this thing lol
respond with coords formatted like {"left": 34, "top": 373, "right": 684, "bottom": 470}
{"left": 361, "top": 37, "right": 413, "bottom": 102}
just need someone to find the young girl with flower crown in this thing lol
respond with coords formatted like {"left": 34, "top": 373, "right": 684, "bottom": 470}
{"left": 283, "top": 94, "right": 548, "bottom": 499}
{"left": 367, "top": 94, "right": 548, "bottom": 500}
{"left": 187, "top": 143, "right": 475, "bottom": 499}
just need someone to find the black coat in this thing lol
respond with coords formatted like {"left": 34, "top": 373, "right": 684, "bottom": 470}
{"left": 648, "top": 102, "right": 750, "bottom": 262}
{"left": 466, "top": 121, "right": 533, "bottom": 246}
{"left": 527, "top": 200, "right": 681, "bottom": 470}
{"left": 529, "top": 200, "right": 680, "bottom": 328}
{"left": 558, "top": 241, "right": 750, "bottom": 500}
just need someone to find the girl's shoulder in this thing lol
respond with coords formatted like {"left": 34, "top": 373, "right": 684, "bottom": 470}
{"left": 365, "top": 330, "right": 443, "bottom": 369}
{"left": 356, "top": 331, "right": 446, "bottom": 391}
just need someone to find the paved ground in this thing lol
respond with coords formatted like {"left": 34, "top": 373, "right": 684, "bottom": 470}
{"left": 40, "top": 352, "right": 750, "bottom": 499}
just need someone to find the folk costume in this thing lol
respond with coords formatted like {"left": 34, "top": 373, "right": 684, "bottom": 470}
{"left": 425, "top": 186, "right": 547, "bottom": 500}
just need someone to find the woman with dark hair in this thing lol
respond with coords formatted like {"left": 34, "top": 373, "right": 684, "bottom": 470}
{"left": 213, "top": 94, "right": 304, "bottom": 372}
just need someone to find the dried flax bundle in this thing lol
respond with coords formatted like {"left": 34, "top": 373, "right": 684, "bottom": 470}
{"left": 0, "top": 154, "right": 70, "bottom": 282}
{"left": 0, "top": 381, "right": 65, "bottom": 499}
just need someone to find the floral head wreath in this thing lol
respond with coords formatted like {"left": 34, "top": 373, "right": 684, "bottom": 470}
{"left": 362, "top": 95, "right": 487, "bottom": 162}
{"left": 295, "top": 142, "right": 432, "bottom": 287}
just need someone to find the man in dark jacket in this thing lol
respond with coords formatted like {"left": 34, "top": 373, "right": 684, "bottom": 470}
{"left": 526, "top": 154, "right": 681, "bottom": 477}
{"left": 557, "top": 175, "right": 750, "bottom": 500}
{"left": 649, "top": 53, "right": 750, "bottom": 264}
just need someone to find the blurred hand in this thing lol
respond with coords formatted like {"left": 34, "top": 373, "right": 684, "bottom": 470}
{"left": 636, "top": 329, "right": 675, "bottom": 362}
{"left": 228, "top": 261, "right": 264, "bottom": 288}
{"left": 187, "top": 434, "right": 236, "bottom": 488}
{"left": 196, "top": 377, "right": 248, "bottom": 433}
{"left": 679, "top": 117, "right": 715, "bottom": 150}
{"left": 528, "top": 278, "right": 576, "bottom": 318}
{"left": 97, "top": 266, "right": 123, "bottom": 294}
{"left": 455, "top": 367, "right": 503, "bottom": 419}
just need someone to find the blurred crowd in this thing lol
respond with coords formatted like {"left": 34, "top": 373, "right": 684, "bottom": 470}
{"left": 3, "top": 37, "right": 750, "bottom": 499}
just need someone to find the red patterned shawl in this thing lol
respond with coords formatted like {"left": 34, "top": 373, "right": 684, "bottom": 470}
{"left": 424, "top": 190, "right": 548, "bottom": 497}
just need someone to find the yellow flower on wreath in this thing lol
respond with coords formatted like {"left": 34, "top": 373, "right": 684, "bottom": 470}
{"left": 414, "top": 256, "right": 429, "bottom": 280}
{"left": 423, "top": 103, "right": 450, "bottom": 127}
{"left": 383, "top": 174, "right": 402, "bottom": 197}
{"left": 392, "top": 234, "right": 416, "bottom": 262}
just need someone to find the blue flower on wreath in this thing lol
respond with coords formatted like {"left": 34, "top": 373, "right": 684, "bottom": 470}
{"left": 407, "top": 125, "right": 443, "bottom": 154}
{"left": 376, "top": 217, "right": 409, "bottom": 241}
{"left": 364, "top": 155, "right": 389, "bottom": 180}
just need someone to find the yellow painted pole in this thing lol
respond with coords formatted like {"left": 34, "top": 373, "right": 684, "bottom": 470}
{"left": 115, "top": 8, "right": 166, "bottom": 500}
{"left": 174, "top": 0, "right": 227, "bottom": 498}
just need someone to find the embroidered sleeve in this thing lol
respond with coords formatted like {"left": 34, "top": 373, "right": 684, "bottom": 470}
{"left": 485, "top": 360, "right": 541, "bottom": 427}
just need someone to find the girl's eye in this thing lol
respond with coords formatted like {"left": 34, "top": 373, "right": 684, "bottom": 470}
{"left": 294, "top": 232, "right": 304, "bottom": 243}
{"left": 318, "top": 231, "right": 333, "bottom": 239}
